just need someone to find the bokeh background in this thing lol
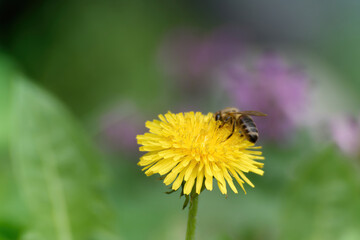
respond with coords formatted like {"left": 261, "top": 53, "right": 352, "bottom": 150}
{"left": 1, "top": 1, "right": 360, "bottom": 240}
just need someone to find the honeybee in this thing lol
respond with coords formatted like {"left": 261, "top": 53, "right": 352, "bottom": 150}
{"left": 214, "top": 107, "right": 267, "bottom": 143}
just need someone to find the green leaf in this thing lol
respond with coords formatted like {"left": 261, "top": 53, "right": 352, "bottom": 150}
{"left": 0, "top": 54, "right": 28, "bottom": 239}
{"left": 11, "top": 79, "right": 117, "bottom": 240}
{"left": 280, "top": 148, "right": 360, "bottom": 240}
{"left": 0, "top": 54, "right": 17, "bottom": 149}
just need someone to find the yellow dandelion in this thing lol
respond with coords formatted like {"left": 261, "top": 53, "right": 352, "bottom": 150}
{"left": 137, "top": 111, "right": 264, "bottom": 195}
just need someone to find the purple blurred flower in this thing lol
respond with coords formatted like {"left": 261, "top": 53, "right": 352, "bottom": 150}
{"left": 330, "top": 115, "right": 360, "bottom": 157}
{"left": 158, "top": 27, "right": 245, "bottom": 92}
{"left": 98, "top": 103, "right": 145, "bottom": 156}
{"left": 222, "top": 53, "right": 309, "bottom": 141}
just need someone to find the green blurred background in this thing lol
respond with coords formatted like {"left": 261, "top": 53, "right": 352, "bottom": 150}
{"left": 1, "top": 1, "right": 360, "bottom": 240}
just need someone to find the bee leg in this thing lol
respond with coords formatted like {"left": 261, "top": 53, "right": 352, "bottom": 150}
{"left": 226, "top": 120, "right": 235, "bottom": 139}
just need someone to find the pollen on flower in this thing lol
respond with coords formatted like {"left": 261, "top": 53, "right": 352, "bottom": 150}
{"left": 137, "top": 111, "right": 264, "bottom": 195}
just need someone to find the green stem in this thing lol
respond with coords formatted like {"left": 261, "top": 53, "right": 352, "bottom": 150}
{"left": 185, "top": 193, "right": 199, "bottom": 240}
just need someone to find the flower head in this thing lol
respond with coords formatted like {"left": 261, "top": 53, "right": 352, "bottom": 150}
{"left": 137, "top": 111, "right": 264, "bottom": 195}
{"left": 330, "top": 115, "right": 360, "bottom": 157}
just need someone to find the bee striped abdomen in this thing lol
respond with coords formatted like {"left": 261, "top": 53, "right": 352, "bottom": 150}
{"left": 239, "top": 116, "right": 259, "bottom": 143}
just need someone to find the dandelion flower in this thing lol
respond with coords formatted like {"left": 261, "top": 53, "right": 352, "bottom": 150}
{"left": 137, "top": 111, "right": 264, "bottom": 195}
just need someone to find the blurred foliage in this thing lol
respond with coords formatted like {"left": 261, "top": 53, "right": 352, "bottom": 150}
{"left": 10, "top": 79, "right": 117, "bottom": 239}
{"left": 0, "top": 54, "right": 14, "bottom": 148}
{"left": 6, "top": 0, "right": 199, "bottom": 117}
{"left": 0, "top": 55, "right": 26, "bottom": 240}
{"left": 280, "top": 148, "right": 360, "bottom": 240}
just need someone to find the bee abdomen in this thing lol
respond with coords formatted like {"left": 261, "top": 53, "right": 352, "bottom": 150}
{"left": 242, "top": 116, "right": 255, "bottom": 124}
{"left": 240, "top": 117, "right": 257, "bottom": 129}
{"left": 239, "top": 116, "right": 259, "bottom": 143}
{"left": 244, "top": 126, "right": 258, "bottom": 133}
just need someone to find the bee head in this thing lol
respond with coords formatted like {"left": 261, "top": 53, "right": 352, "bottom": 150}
{"left": 215, "top": 112, "right": 221, "bottom": 121}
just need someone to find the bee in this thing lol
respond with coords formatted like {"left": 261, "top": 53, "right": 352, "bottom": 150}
{"left": 214, "top": 107, "right": 267, "bottom": 143}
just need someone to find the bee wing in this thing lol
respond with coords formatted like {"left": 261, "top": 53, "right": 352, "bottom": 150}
{"left": 236, "top": 111, "right": 267, "bottom": 116}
